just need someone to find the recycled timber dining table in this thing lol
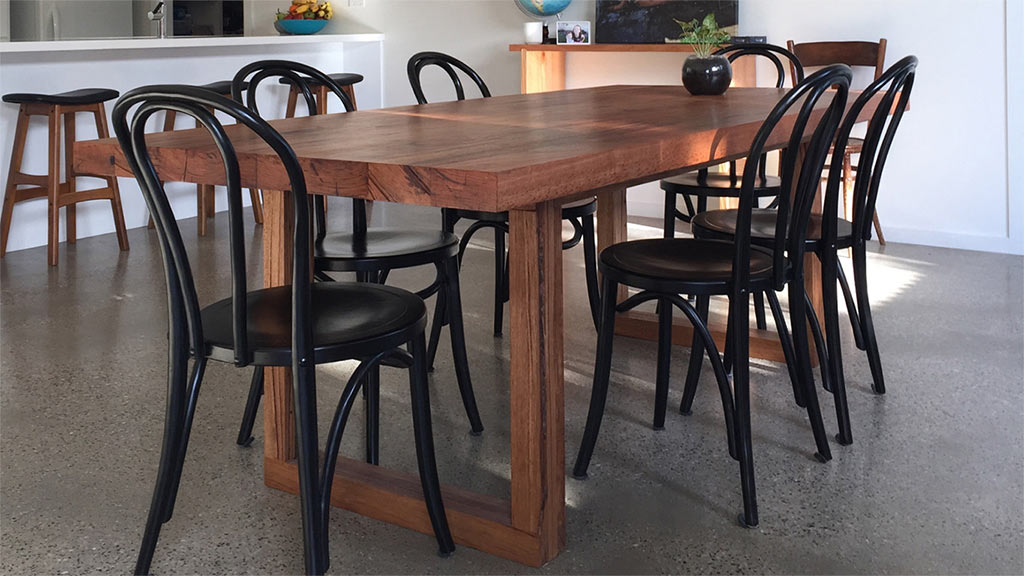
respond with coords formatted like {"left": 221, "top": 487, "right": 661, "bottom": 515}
{"left": 76, "top": 85, "right": 877, "bottom": 566}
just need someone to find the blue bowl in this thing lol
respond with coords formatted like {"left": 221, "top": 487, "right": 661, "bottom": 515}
{"left": 275, "top": 19, "right": 328, "bottom": 35}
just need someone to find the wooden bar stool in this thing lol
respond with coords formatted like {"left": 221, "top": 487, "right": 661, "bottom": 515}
{"left": 147, "top": 80, "right": 263, "bottom": 236}
{"left": 1, "top": 88, "right": 129, "bottom": 265}
{"left": 281, "top": 72, "right": 363, "bottom": 116}
{"left": 281, "top": 73, "right": 365, "bottom": 219}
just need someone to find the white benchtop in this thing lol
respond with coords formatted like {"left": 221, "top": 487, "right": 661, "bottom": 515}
{"left": 0, "top": 33, "right": 384, "bottom": 54}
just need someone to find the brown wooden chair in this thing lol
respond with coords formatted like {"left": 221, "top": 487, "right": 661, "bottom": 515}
{"left": 1, "top": 88, "right": 129, "bottom": 265}
{"left": 787, "top": 38, "right": 888, "bottom": 245}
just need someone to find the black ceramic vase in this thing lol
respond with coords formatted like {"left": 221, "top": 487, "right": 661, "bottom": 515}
{"left": 682, "top": 54, "right": 733, "bottom": 96}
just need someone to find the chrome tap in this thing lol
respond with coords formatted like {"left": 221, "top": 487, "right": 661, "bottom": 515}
{"left": 148, "top": 2, "right": 166, "bottom": 39}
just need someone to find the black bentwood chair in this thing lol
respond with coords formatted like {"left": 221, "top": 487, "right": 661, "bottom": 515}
{"left": 573, "top": 64, "right": 853, "bottom": 528}
{"left": 229, "top": 61, "right": 483, "bottom": 465}
{"left": 661, "top": 43, "right": 805, "bottom": 332}
{"left": 692, "top": 56, "right": 919, "bottom": 445}
{"left": 408, "top": 51, "right": 602, "bottom": 346}
{"left": 113, "top": 85, "right": 454, "bottom": 576}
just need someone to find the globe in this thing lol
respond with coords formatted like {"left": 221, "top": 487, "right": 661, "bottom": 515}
{"left": 514, "top": 0, "right": 572, "bottom": 19}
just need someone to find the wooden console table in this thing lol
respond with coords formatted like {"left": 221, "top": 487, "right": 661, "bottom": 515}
{"left": 510, "top": 43, "right": 756, "bottom": 94}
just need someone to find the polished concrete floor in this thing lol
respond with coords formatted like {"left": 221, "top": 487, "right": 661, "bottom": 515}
{"left": 2, "top": 202, "right": 1022, "bottom": 575}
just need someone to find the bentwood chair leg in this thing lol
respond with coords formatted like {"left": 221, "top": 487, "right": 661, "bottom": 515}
{"left": 582, "top": 213, "right": 601, "bottom": 330}
{"left": 821, "top": 253, "right": 853, "bottom": 445}
{"left": 804, "top": 291, "right": 833, "bottom": 394}
{"left": 679, "top": 294, "right": 710, "bottom": 415}
{"left": 134, "top": 343, "right": 190, "bottom": 576}
{"left": 237, "top": 366, "right": 264, "bottom": 447}
{"left": 443, "top": 256, "right": 483, "bottom": 435}
{"left": 729, "top": 292, "right": 758, "bottom": 528}
{"left": 662, "top": 191, "right": 676, "bottom": 239}
{"left": 752, "top": 292, "right": 767, "bottom": 331}
{"left": 408, "top": 333, "right": 456, "bottom": 557}
{"left": 836, "top": 258, "right": 865, "bottom": 349}
{"left": 293, "top": 363, "right": 326, "bottom": 576}
{"left": 764, "top": 290, "right": 805, "bottom": 408}
{"left": 161, "top": 359, "right": 207, "bottom": 523}
{"left": 364, "top": 365, "right": 381, "bottom": 464}
{"left": 853, "top": 244, "right": 886, "bottom": 395}
{"left": 425, "top": 275, "right": 447, "bottom": 372}
{"left": 493, "top": 227, "right": 505, "bottom": 336}
{"left": 653, "top": 296, "right": 673, "bottom": 430}
{"left": 573, "top": 275, "right": 619, "bottom": 480}
{"left": 788, "top": 282, "right": 833, "bottom": 462}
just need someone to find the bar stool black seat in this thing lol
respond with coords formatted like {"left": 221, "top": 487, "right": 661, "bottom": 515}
{"left": 113, "top": 83, "right": 454, "bottom": 576}
{"left": 2, "top": 88, "right": 119, "bottom": 105}
{"left": 572, "top": 65, "right": 853, "bottom": 529}
{"left": 230, "top": 60, "right": 483, "bottom": 466}
{"left": 409, "top": 51, "right": 602, "bottom": 343}
{"left": 278, "top": 72, "right": 364, "bottom": 87}
{"left": 691, "top": 56, "right": 919, "bottom": 446}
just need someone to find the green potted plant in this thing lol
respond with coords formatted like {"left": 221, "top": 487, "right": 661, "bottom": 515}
{"left": 674, "top": 13, "right": 732, "bottom": 95}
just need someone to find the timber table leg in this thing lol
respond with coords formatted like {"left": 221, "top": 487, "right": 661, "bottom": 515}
{"left": 259, "top": 193, "right": 566, "bottom": 566}
{"left": 261, "top": 189, "right": 296, "bottom": 464}
{"left": 507, "top": 202, "right": 566, "bottom": 561}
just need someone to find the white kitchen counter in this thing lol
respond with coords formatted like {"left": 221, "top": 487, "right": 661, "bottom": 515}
{"left": 0, "top": 33, "right": 385, "bottom": 54}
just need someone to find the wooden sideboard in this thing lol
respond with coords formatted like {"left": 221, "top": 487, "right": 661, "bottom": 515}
{"left": 509, "top": 43, "right": 756, "bottom": 94}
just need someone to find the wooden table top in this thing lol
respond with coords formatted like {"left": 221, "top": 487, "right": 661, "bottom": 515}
{"left": 76, "top": 85, "right": 853, "bottom": 213}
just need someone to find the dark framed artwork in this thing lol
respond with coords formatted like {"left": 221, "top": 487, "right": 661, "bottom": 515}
{"left": 595, "top": 1, "right": 739, "bottom": 44}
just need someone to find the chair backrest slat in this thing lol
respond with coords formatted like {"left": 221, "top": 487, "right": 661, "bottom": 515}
{"left": 113, "top": 85, "right": 312, "bottom": 367}
{"left": 408, "top": 52, "right": 491, "bottom": 104}
{"left": 233, "top": 60, "right": 359, "bottom": 239}
{"left": 735, "top": 64, "right": 853, "bottom": 291}
{"left": 823, "top": 55, "right": 918, "bottom": 244}
{"left": 714, "top": 43, "right": 805, "bottom": 87}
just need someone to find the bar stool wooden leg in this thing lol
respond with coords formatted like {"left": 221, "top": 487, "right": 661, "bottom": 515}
{"left": 285, "top": 87, "right": 299, "bottom": 118}
{"left": 47, "top": 105, "right": 62, "bottom": 266}
{"left": 93, "top": 102, "right": 129, "bottom": 251}
{"left": 872, "top": 212, "right": 886, "bottom": 245}
{"left": 250, "top": 189, "right": 264, "bottom": 224}
{"left": 64, "top": 109, "right": 77, "bottom": 244}
{"left": 1, "top": 106, "right": 31, "bottom": 257}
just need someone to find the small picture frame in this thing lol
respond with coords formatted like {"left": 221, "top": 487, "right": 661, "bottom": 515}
{"left": 556, "top": 21, "right": 591, "bottom": 45}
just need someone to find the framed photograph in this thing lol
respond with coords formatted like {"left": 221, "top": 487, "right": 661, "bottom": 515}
{"left": 595, "top": 0, "right": 738, "bottom": 44}
{"left": 556, "top": 21, "right": 592, "bottom": 45}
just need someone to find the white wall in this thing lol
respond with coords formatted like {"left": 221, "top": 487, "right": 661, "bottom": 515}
{"left": 309, "top": 0, "right": 1020, "bottom": 254}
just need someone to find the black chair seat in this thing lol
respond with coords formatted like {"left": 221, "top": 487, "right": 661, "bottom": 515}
{"left": 661, "top": 172, "right": 782, "bottom": 197}
{"left": 202, "top": 282, "right": 426, "bottom": 366}
{"left": 197, "top": 80, "right": 248, "bottom": 95}
{"left": 691, "top": 209, "right": 856, "bottom": 249}
{"left": 3, "top": 88, "right": 119, "bottom": 106}
{"left": 278, "top": 72, "right": 365, "bottom": 88}
{"left": 315, "top": 229, "right": 459, "bottom": 272}
{"left": 600, "top": 238, "right": 777, "bottom": 294}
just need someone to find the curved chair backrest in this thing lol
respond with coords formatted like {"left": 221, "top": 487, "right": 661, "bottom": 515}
{"left": 736, "top": 64, "right": 852, "bottom": 291}
{"left": 112, "top": 85, "right": 313, "bottom": 368}
{"left": 408, "top": 51, "right": 491, "bottom": 104}
{"left": 232, "top": 60, "right": 359, "bottom": 238}
{"left": 824, "top": 55, "right": 918, "bottom": 245}
{"left": 714, "top": 43, "right": 805, "bottom": 87}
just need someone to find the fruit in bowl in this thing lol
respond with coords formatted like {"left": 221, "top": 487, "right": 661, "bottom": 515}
{"left": 275, "top": 1, "right": 333, "bottom": 34}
